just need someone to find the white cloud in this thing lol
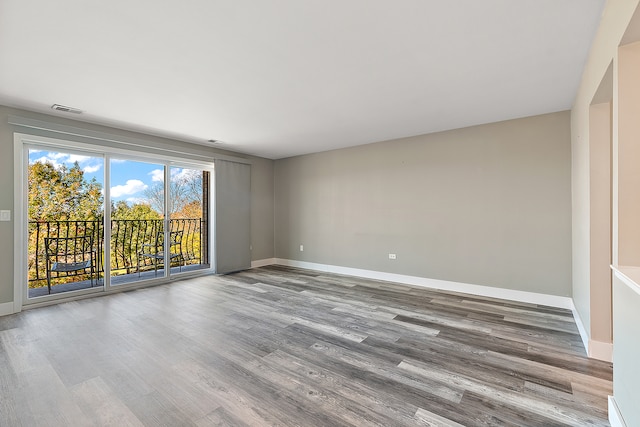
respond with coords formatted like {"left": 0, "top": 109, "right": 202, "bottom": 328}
{"left": 149, "top": 168, "right": 200, "bottom": 183}
{"left": 68, "top": 154, "right": 91, "bottom": 163}
{"left": 30, "top": 155, "right": 63, "bottom": 169}
{"left": 29, "top": 151, "right": 102, "bottom": 174}
{"left": 110, "top": 179, "right": 148, "bottom": 198}
{"left": 172, "top": 167, "right": 200, "bottom": 182}
{"left": 83, "top": 164, "right": 102, "bottom": 173}
{"left": 149, "top": 169, "right": 164, "bottom": 182}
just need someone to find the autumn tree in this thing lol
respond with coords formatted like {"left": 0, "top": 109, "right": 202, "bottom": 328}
{"left": 174, "top": 200, "right": 203, "bottom": 219}
{"left": 111, "top": 200, "right": 162, "bottom": 220}
{"left": 29, "top": 161, "right": 103, "bottom": 221}
{"left": 143, "top": 169, "right": 203, "bottom": 218}
{"left": 110, "top": 201, "right": 164, "bottom": 274}
{"left": 28, "top": 161, "right": 103, "bottom": 285}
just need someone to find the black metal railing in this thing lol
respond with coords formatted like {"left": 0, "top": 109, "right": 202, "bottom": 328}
{"left": 28, "top": 218, "right": 204, "bottom": 289}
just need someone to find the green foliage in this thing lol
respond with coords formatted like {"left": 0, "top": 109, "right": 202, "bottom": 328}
{"left": 111, "top": 200, "right": 162, "bottom": 220}
{"left": 28, "top": 161, "right": 206, "bottom": 287}
{"left": 29, "top": 161, "right": 103, "bottom": 221}
{"left": 28, "top": 161, "right": 103, "bottom": 287}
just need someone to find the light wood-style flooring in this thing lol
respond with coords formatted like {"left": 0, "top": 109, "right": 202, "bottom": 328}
{"left": 0, "top": 265, "right": 612, "bottom": 426}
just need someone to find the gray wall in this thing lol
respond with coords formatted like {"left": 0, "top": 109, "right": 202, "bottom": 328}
{"left": 0, "top": 105, "right": 572, "bottom": 304}
{"left": 250, "top": 156, "right": 275, "bottom": 261}
{"left": 274, "top": 111, "right": 572, "bottom": 296}
{"left": 0, "top": 105, "right": 275, "bottom": 305}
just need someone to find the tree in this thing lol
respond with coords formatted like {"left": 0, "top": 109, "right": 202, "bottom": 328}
{"left": 109, "top": 200, "right": 164, "bottom": 274}
{"left": 174, "top": 200, "right": 202, "bottom": 219}
{"left": 28, "top": 161, "right": 103, "bottom": 221}
{"left": 143, "top": 169, "right": 203, "bottom": 217}
{"left": 28, "top": 161, "right": 103, "bottom": 286}
{"left": 111, "top": 200, "right": 162, "bottom": 220}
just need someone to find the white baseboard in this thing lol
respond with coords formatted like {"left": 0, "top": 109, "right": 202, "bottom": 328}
{"left": 251, "top": 258, "right": 277, "bottom": 268}
{"left": 609, "top": 396, "right": 627, "bottom": 427}
{"left": 272, "top": 258, "right": 573, "bottom": 309}
{"left": 0, "top": 301, "right": 16, "bottom": 317}
{"left": 566, "top": 301, "right": 613, "bottom": 361}
{"left": 589, "top": 339, "right": 613, "bottom": 362}
{"left": 570, "top": 302, "right": 590, "bottom": 355}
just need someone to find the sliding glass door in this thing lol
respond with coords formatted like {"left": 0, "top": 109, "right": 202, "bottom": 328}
{"left": 108, "top": 161, "right": 211, "bottom": 285}
{"left": 23, "top": 140, "right": 212, "bottom": 303}
{"left": 168, "top": 166, "right": 210, "bottom": 274}
{"left": 109, "top": 158, "right": 166, "bottom": 285}
{"left": 27, "top": 147, "right": 105, "bottom": 298}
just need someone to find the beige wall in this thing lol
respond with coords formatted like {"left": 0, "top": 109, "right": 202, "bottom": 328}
{"left": 275, "top": 112, "right": 572, "bottom": 296}
{"left": 571, "top": 0, "right": 639, "bottom": 348}
{"left": 0, "top": 105, "right": 275, "bottom": 305}
{"left": 588, "top": 102, "right": 612, "bottom": 345}
{"left": 573, "top": 1, "right": 640, "bottom": 422}
{"left": 617, "top": 41, "right": 640, "bottom": 265}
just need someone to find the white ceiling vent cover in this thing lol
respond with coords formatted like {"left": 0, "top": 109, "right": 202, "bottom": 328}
{"left": 51, "top": 104, "right": 82, "bottom": 114}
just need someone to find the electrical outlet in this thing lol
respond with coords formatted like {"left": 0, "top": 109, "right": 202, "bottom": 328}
{"left": 300, "top": 244, "right": 304, "bottom": 252}
{"left": 0, "top": 210, "right": 10, "bottom": 221}
{"left": 388, "top": 253, "right": 396, "bottom": 260}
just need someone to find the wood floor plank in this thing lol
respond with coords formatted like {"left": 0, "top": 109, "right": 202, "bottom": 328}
{"left": 399, "top": 360, "right": 608, "bottom": 427}
{"left": 414, "top": 407, "right": 466, "bottom": 427}
{"left": 0, "top": 265, "right": 612, "bottom": 426}
{"left": 70, "top": 376, "right": 145, "bottom": 427}
{"left": 194, "top": 407, "right": 252, "bottom": 427}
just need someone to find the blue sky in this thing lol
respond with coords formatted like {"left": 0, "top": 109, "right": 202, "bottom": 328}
{"left": 28, "top": 149, "right": 193, "bottom": 205}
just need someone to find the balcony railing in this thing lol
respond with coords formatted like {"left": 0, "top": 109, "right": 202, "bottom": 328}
{"left": 28, "top": 218, "right": 205, "bottom": 290}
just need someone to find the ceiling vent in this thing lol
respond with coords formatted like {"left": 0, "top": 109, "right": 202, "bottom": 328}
{"left": 51, "top": 104, "right": 82, "bottom": 114}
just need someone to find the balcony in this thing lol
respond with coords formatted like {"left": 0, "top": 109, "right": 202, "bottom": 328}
{"left": 28, "top": 218, "right": 208, "bottom": 298}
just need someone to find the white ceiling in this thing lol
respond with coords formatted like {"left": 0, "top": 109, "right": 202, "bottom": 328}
{"left": 0, "top": 0, "right": 604, "bottom": 159}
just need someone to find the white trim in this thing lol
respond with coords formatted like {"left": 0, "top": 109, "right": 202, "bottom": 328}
{"left": 0, "top": 302, "right": 15, "bottom": 316}
{"left": 589, "top": 339, "right": 613, "bottom": 362}
{"left": 570, "top": 300, "right": 590, "bottom": 355}
{"left": 569, "top": 302, "right": 613, "bottom": 360}
{"left": 13, "top": 132, "right": 216, "bottom": 308}
{"left": 273, "top": 258, "right": 573, "bottom": 309}
{"left": 609, "top": 396, "right": 627, "bottom": 427}
{"left": 8, "top": 115, "right": 251, "bottom": 164}
{"left": 103, "top": 155, "right": 113, "bottom": 291}
{"left": 251, "top": 258, "right": 277, "bottom": 268}
{"left": 17, "top": 133, "right": 215, "bottom": 168}
{"left": 611, "top": 265, "right": 640, "bottom": 297}
{"left": 13, "top": 134, "right": 25, "bottom": 313}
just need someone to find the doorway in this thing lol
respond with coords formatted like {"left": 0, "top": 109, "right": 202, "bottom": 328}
{"left": 21, "top": 138, "right": 213, "bottom": 303}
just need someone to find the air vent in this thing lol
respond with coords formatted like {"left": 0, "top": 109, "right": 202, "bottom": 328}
{"left": 51, "top": 104, "right": 82, "bottom": 114}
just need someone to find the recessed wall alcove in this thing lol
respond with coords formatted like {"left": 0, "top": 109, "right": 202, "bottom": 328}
{"left": 607, "top": 3, "right": 640, "bottom": 426}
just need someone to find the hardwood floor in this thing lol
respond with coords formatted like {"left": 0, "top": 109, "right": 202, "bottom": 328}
{"left": 0, "top": 265, "right": 612, "bottom": 426}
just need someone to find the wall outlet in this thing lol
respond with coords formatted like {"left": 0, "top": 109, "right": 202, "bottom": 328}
{"left": 388, "top": 253, "right": 396, "bottom": 260}
{"left": 300, "top": 244, "right": 304, "bottom": 252}
{"left": 0, "top": 210, "right": 10, "bottom": 221}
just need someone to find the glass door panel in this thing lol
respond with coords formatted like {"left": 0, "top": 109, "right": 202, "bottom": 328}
{"left": 109, "top": 159, "right": 165, "bottom": 285}
{"left": 168, "top": 166, "right": 210, "bottom": 275}
{"left": 27, "top": 148, "right": 105, "bottom": 298}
